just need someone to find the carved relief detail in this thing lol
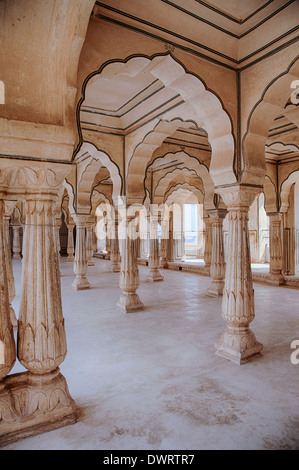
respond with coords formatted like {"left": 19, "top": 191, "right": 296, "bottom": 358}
{"left": 0, "top": 369, "right": 78, "bottom": 446}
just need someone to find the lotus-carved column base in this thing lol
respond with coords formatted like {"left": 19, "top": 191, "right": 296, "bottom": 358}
{"left": 267, "top": 273, "right": 285, "bottom": 285}
{"left": 0, "top": 367, "right": 78, "bottom": 447}
{"left": 72, "top": 275, "right": 91, "bottom": 291}
{"left": 117, "top": 292, "right": 144, "bottom": 313}
{"left": 215, "top": 326, "right": 263, "bottom": 365}
{"left": 146, "top": 268, "right": 164, "bottom": 282}
{"left": 207, "top": 279, "right": 225, "bottom": 297}
{"left": 160, "top": 258, "right": 168, "bottom": 269}
{"left": 111, "top": 253, "right": 120, "bottom": 272}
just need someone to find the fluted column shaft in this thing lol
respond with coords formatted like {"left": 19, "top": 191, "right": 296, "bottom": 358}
{"left": 168, "top": 212, "right": 174, "bottom": 262}
{"left": 117, "top": 215, "right": 143, "bottom": 313}
{"left": 268, "top": 212, "right": 284, "bottom": 284}
{"left": 66, "top": 223, "right": 75, "bottom": 261}
{"left": 203, "top": 217, "right": 213, "bottom": 275}
{"left": 86, "top": 223, "right": 95, "bottom": 266}
{"left": 12, "top": 225, "right": 22, "bottom": 259}
{"left": 72, "top": 215, "right": 90, "bottom": 290}
{"left": 147, "top": 215, "right": 164, "bottom": 282}
{"left": 4, "top": 202, "right": 17, "bottom": 328}
{"left": 0, "top": 199, "right": 16, "bottom": 380}
{"left": 159, "top": 218, "right": 168, "bottom": 269}
{"left": 105, "top": 230, "right": 111, "bottom": 260}
{"left": 18, "top": 196, "right": 67, "bottom": 374}
{"left": 207, "top": 212, "right": 226, "bottom": 296}
{"left": 110, "top": 215, "right": 120, "bottom": 272}
{"left": 215, "top": 186, "right": 263, "bottom": 364}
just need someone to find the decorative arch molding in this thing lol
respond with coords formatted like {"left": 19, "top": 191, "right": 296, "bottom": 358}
{"left": 74, "top": 141, "right": 123, "bottom": 211}
{"left": 164, "top": 183, "right": 204, "bottom": 205}
{"left": 263, "top": 175, "right": 278, "bottom": 213}
{"left": 75, "top": 53, "right": 236, "bottom": 198}
{"left": 147, "top": 150, "right": 215, "bottom": 208}
{"left": 242, "top": 56, "right": 299, "bottom": 186}
{"left": 153, "top": 167, "right": 200, "bottom": 203}
{"left": 62, "top": 179, "right": 76, "bottom": 216}
{"left": 91, "top": 190, "right": 112, "bottom": 219}
{"left": 280, "top": 169, "right": 299, "bottom": 212}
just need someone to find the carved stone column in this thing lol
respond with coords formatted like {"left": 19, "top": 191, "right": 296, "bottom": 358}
{"left": 4, "top": 201, "right": 18, "bottom": 329}
{"left": 105, "top": 231, "right": 111, "bottom": 260}
{"left": 147, "top": 215, "right": 164, "bottom": 282}
{"left": 72, "top": 215, "right": 90, "bottom": 290}
{"left": 12, "top": 225, "right": 22, "bottom": 259}
{"left": 207, "top": 210, "right": 226, "bottom": 296}
{"left": 0, "top": 198, "right": 16, "bottom": 381}
{"left": 0, "top": 166, "right": 77, "bottom": 446}
{"left": 86, "top": 223, "right": 95, "bottom": 266}
{"left": 117, "top": 215, "right": 144, "bottom": 313}
{"left": 202, "top": 216, "right": 213, "bottom": 275}
{"left": 18, "top": 196, "right": 67, "bottom": 373}
{"left": 159, "top": 217, "right": 169, "bottom": 269}
{"left": 66, "top": 223, "right": 75, "bottom": 261}
{"left": 110, "top": 215, "right": 120, "bottom": 272}
{"left": 168, "top": 211, "right": 174, "bottom": 262}
{"left": 215, "top": 185, "right": 263, "bottom": 364}
{"left": 268, "top": 212, "right": 285, "bottom": 285}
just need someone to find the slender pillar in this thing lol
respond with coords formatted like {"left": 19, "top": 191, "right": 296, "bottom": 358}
{"left": 147, "top": 214, "right": 164, "bottom": 282}
{"left": 117, "top": 215, "right": 144, "bottom": 313}
{"left": 159, "top": 217, "right": 168, "bottom": 269}
{"left": 4, "top": 201, "right": 17, "bottom": 329}
{"left": 215, "top": 185, "right": 263, "bottom": 364}
{"left": 207, "top": 210, "right": 226, "bottom": 296}
{"left": 66, "top": 223, "right": 75, "bottom": 261}
{"left": 202, "top": 216, "right": 213, "bottom": 275}
{"left": 86, "top": 223, "right": 95, "bottom": 266}
{"left": 72, "top": 215, "right": 90, "bottom": 290}
{"left": 110, "top": 215, "right": 120, "bottom": 272}
{"left": 0, "top": 198, "right": 16, "bottom": 381}
{"left": 12, "top": 225, "right": 22, "bottom": 259}
{"left": 105, "top": 231, "right": 111, "bottom": 260}
{"left": 168, "top": 211, "right": 174, "bottom": 262}
{"left": 268, "top": 212, "right": 285, "bottom": 285}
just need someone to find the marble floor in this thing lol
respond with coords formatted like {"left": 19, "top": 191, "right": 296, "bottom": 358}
{"left": 3, "top": 257, "right": 299, "bottom": 450}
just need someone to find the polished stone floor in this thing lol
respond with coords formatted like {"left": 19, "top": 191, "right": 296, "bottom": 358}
{"left": 3, "top": 257, "right": 299, "bottom": 450}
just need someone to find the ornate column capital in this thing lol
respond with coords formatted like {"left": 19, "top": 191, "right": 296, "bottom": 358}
{"left": 216, "top": 185, "right": 262, "bottom": 210}
{"left": 0, "top": 166, "right": 69, "bottom": 198}
{"left": 72, "top": 214, "right": 89, "bottom": 226}
{"left": 206, "top": 208, "right": 227, "bottom": 220}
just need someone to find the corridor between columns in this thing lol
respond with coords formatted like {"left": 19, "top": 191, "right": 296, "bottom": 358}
{"left": 4, "top": 257, "right": 299, "bottom": 450}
